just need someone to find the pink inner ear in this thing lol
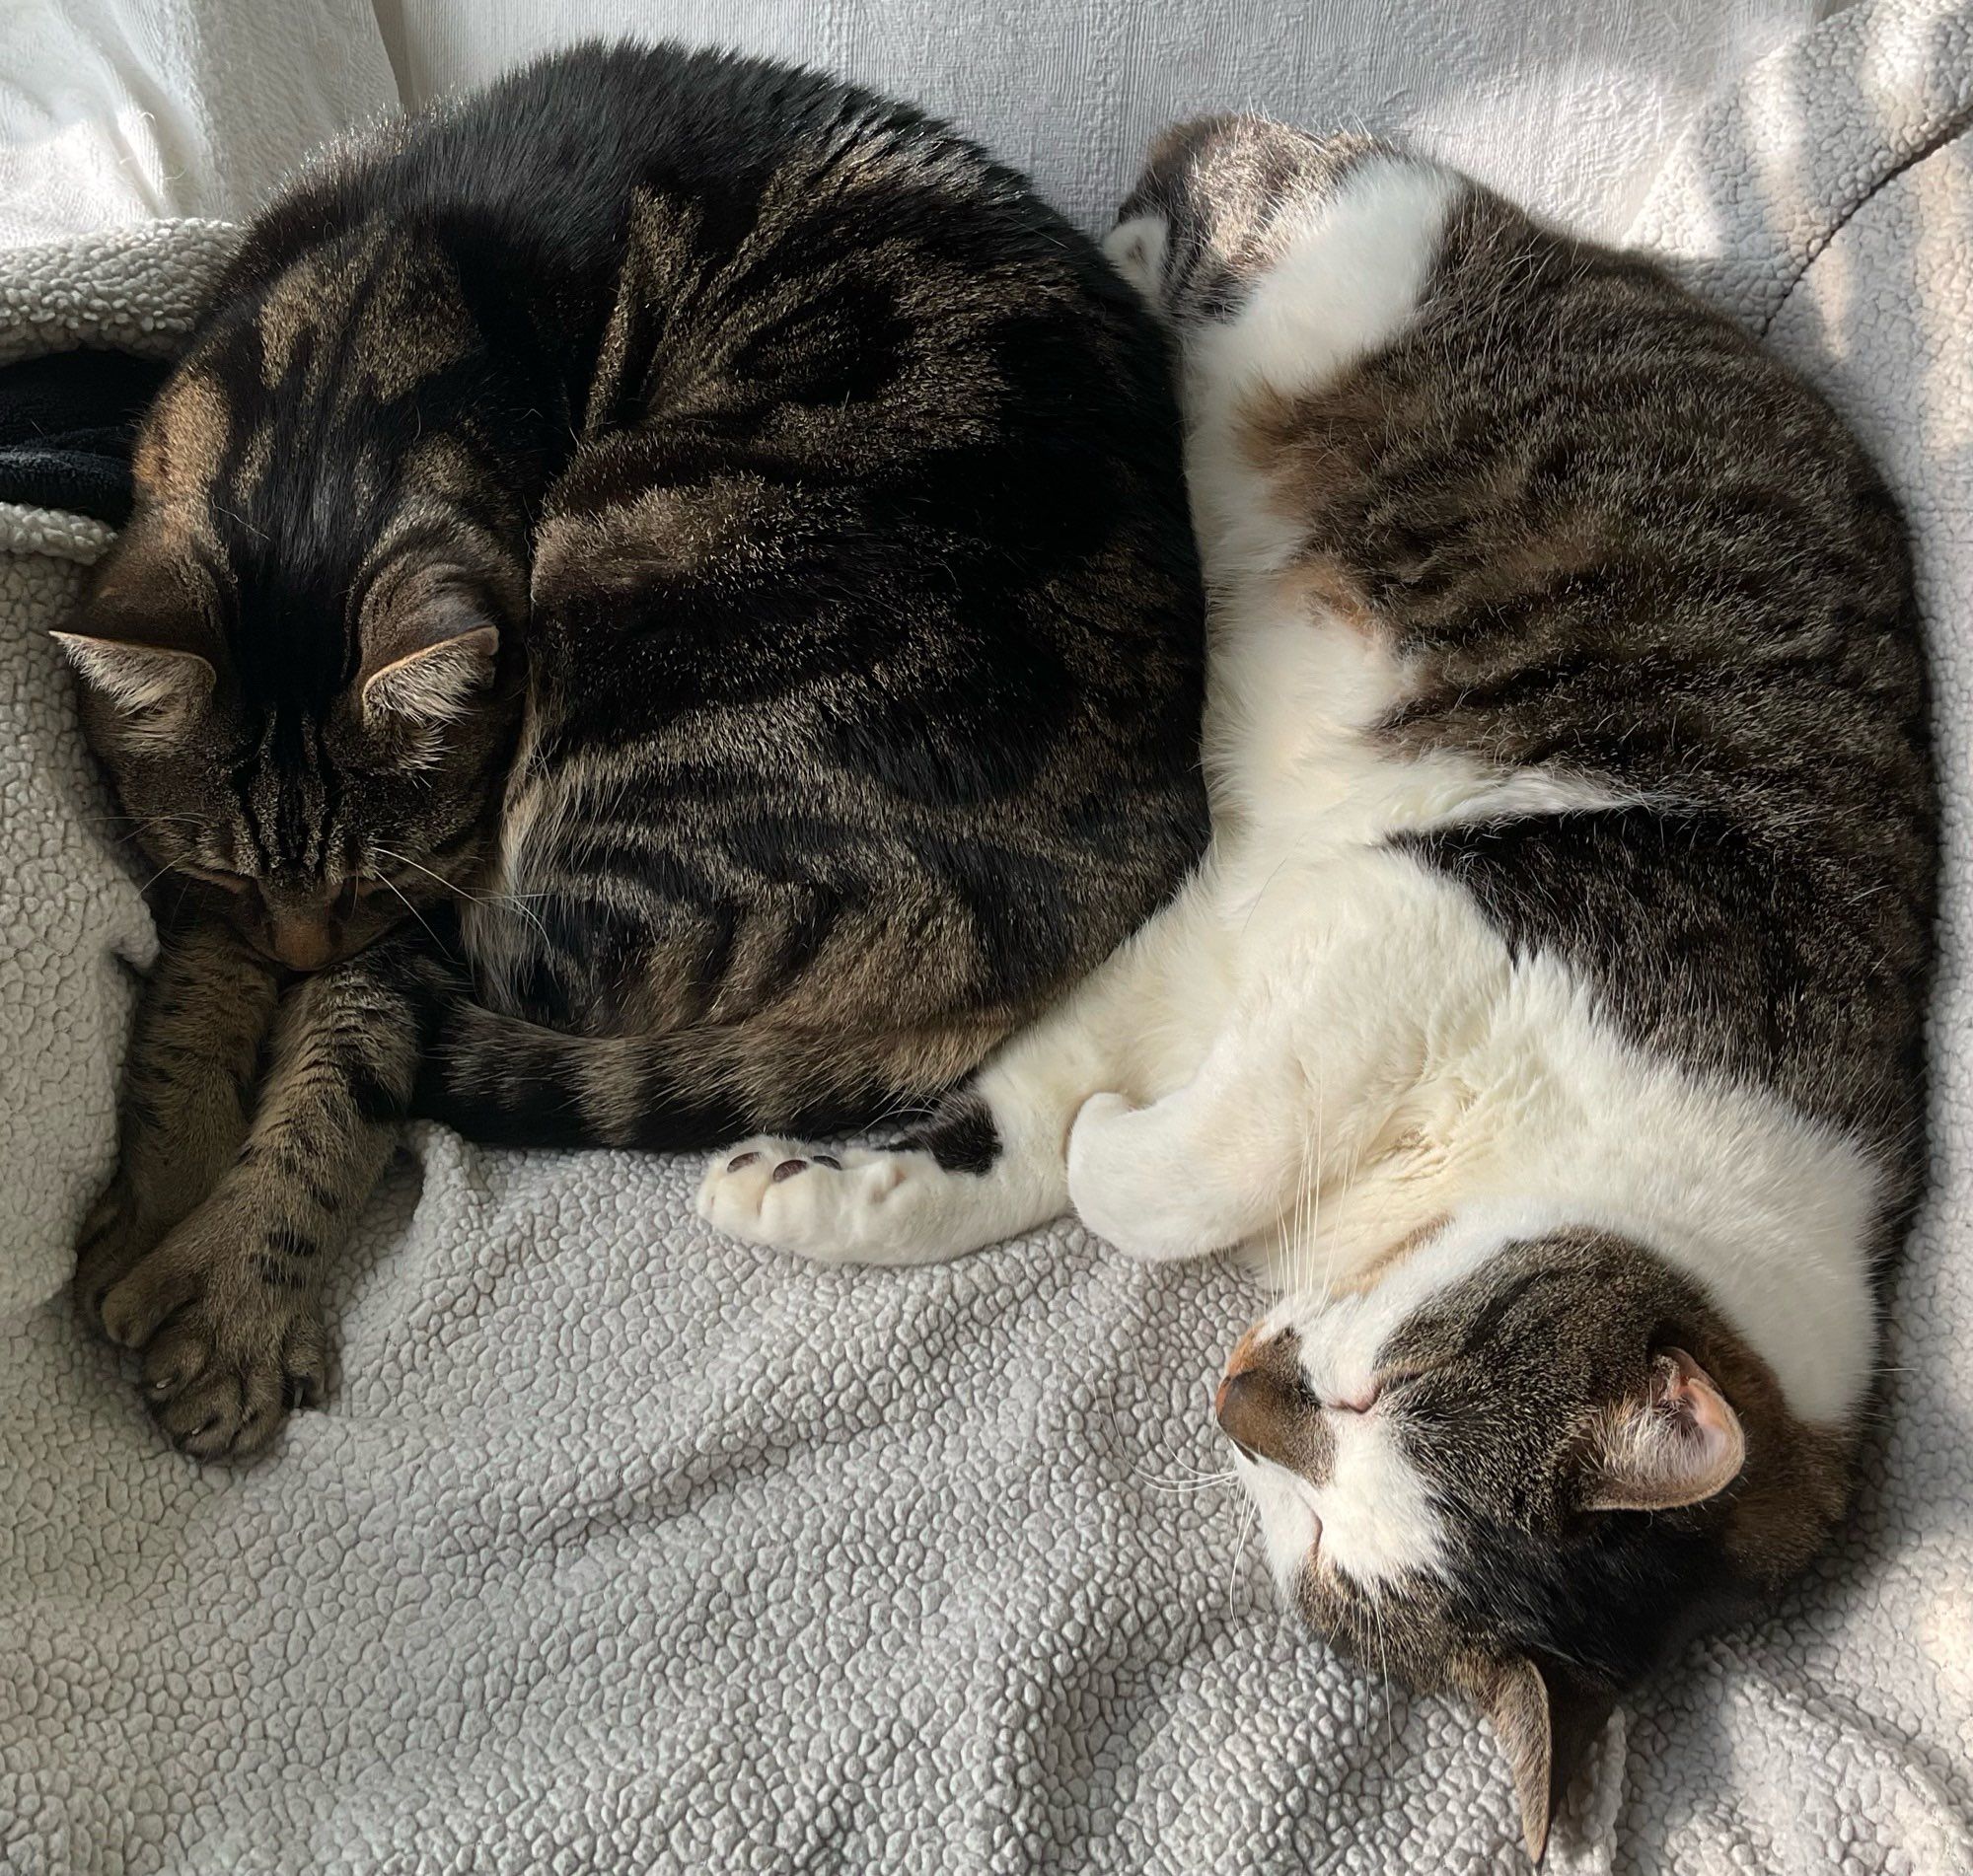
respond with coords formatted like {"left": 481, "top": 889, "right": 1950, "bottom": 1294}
{"left": 1661, "top": 1346, "right": 1738, "bottom": 1442}
{"left": 1586, "top": 1345, "right": 1745, "bottom": 1513}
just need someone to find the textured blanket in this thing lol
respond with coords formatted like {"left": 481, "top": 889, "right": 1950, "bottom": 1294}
{"left": 3, "top": 2, "right": 1969, "bottom": 1869}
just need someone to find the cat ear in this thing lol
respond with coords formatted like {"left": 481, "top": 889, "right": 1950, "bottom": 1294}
{"left": 53, "top": 631, "right": 216, "bottom": 751}
{"left": 357, "top": 569, "right": 500, "bottom": 732}
{"left": 1585, "top": 1345, "right": 1745, "bottom": 1514}
{"left": 60, "top": 519, "right": 224, "bottom": 747}
{"left": 1476, "top": 1654, "right": 1615, "bottom": 1863}
{"left": 360, "top": 620, "right": 499, "bottom": 729}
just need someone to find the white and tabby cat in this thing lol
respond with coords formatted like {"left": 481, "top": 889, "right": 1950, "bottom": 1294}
{"left": 698, "top": 120, "right": 1936, "bottom": 1857}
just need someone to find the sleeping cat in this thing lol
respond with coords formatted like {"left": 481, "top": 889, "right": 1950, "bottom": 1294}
{"left": 61, "top": 42, "right": 1207, "bottom": 1460}
{"left": 699, "top": 120, "right": 1937, "bottom": 1858}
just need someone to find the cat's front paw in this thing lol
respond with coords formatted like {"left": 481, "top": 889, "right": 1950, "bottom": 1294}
{"left": 72, "top": 1168, "right": 172, "bottom": 1333}
{"left": 697, "top": 1136, "right": 932, "bottom": 1265}
{"left": 1068, "top": 1091, "right": 1223, "bottom": 1263}
{"left": 96, "top": 1200, "right": 327, "bottom": 1461}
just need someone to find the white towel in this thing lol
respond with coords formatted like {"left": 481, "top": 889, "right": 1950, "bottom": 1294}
{"left": 0, "top": 0, "right": 397, "bottom": 249}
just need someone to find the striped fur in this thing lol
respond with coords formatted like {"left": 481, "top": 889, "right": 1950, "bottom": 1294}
{"left": 698, "top": 120, "right": 1936, "bottom": 1858}
{"left": 63, "top": 43, "right": 1207, "bottom": 1457}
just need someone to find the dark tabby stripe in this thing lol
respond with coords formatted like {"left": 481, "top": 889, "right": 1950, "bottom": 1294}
{"left": 66, "top": 41, "right": 1206, "bottom": 1458}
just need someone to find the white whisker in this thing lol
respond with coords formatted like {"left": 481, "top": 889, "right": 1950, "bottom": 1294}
{"left": 376, "top": 871, "right": 452, "bottom": 959}
{"left": 1369, "top": 1588, "right": 1397, "bottom": 1758}
{"left": 1226, "top": 1490, "right": 1258, "bottom": 1615}
{"left": 374, "top": 843, "right": 553, "bottom": 950}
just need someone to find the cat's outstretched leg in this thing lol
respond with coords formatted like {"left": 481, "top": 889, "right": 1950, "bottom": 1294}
{"left": 699, "top": 878, "right": 1222, "bottom": 1266}
{"left": 94, "top": 931, "right": 456, "bottom": 1459}
{"left": 74, "top": 913, "right": 284, "bottom": 1329}
{"left": 697, "top": 993, "right": 1123, "bottom": 1268}
{"left": 698, "top": 1078, "right": 1068, "bottom": 1270}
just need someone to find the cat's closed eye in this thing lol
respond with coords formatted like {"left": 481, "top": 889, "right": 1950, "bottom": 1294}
{"left": 181, "top": 863, "right": 252, "bottom": 895}
{"left": 179, "top": 863, "right": 391, "bottom": 903}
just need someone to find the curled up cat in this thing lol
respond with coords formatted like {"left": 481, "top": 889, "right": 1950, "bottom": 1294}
{"left": 701, "top": 120, "right": 1938, "bottom": 1858}
{"left": 59, "top": 42, "right": 1208, "bottom": 1461}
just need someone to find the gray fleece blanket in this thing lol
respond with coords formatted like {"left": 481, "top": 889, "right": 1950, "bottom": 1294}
{"left": 3, "top": 3, "right": 1969, "bottom": 1869}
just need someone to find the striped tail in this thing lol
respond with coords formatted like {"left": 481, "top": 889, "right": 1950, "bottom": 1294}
{"left": 409, "top": 998, "right": 973, "bottom": 1151}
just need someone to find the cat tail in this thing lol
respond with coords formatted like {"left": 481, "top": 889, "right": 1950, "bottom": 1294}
{"left": 409, "top": 998, "right": 964, "bottom": 1151}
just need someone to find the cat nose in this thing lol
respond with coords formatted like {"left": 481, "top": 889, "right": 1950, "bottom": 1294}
{"left": 268, "top": 912, "right": 336, "bottom": 972}
{"left": 1214, "top": 1324, "right": 1304, "bottom": 1461}
{"left": 1214, "top": 1367, "right": 1298, "bottom": 1460}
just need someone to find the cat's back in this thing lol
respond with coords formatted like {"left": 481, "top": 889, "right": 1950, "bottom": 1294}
{"left": 1130, "top": 123, "right": 1934, "bottom": 1180}
{"left": 1379, "top": 175, "right": 1936, "bottom": 1164}
{"left": 222, "top": 39, "right": 1112, "bottom": 317}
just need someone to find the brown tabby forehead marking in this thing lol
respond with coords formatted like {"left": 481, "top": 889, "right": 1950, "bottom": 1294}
{"left": 130, "top": 369, "right": 233, "bottom": 506}
{"left": 256, "top": 245, "right": 353, "bottom": 393}
{"left": 249, "top": 226, "right": 476, "bottom": 408}
{"left": 130, "top": 236, "right": 510, "bottom": 629}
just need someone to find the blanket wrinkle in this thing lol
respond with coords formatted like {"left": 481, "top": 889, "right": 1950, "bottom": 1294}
{"left": 1759, "top": 100, "right": 1973, "bottom": 333}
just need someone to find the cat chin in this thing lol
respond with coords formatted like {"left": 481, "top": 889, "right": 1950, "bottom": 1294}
{"left": 1228, "top": 1448, "right": 1323, "bottom": 1597}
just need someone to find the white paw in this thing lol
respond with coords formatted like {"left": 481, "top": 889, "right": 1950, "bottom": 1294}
{"left": 696, "top": 1136, "right": 926, "bottom": 1266}
{"left": 1103, "top": 213, "right": 1168, "bottom": 303}
{"left": 1067, "top": 1092, "right": 1221, "bottom": 1263}
{"left": 1066, "top": 1094, "right": 1149, "bottom": 1253}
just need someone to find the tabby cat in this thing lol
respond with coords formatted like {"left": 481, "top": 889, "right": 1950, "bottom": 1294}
{"left": 62, "top": 43, "right": 1207, "bottom": 1460}
{"left": 699, "top": 120, "right": 1936, "bottom": 1858}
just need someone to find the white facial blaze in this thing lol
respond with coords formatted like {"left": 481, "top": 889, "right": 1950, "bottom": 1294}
{"left": 1233, "top": 1451, "right": 1324, "bottom": 1597}
{"left": 1315, "top": 1417, "right": 1448, "bottom": 1590}
{"left": 1230, "top": 1405, "right": 1449, "bottom": 1599}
